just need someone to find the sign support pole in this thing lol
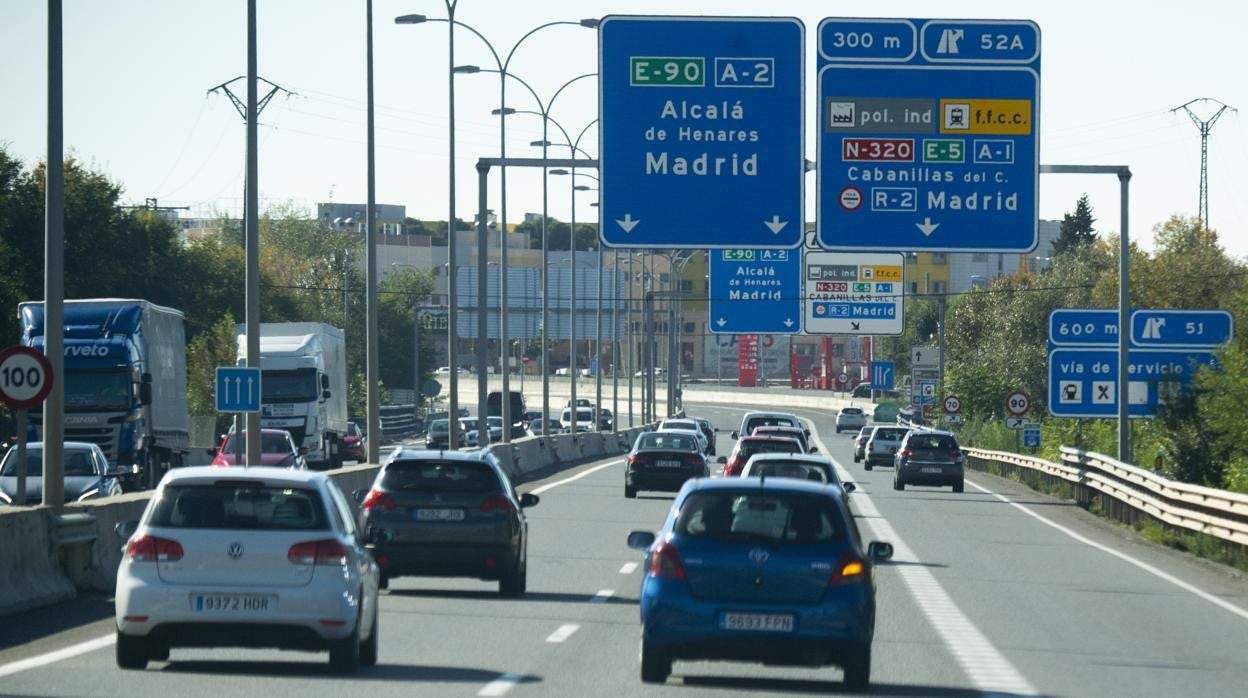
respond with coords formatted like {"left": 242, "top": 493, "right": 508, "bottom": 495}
{"left": 15, "top": 409, "right": 27, "bottom": 506}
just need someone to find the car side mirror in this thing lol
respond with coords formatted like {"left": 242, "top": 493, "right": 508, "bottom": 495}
{"left": 842, "top": 482, "right": 856, "bottom": 493}
{"left": 115, "top": 520, "right": 139, "bottom": 540}
{"left": 867, "top": 541, "right": 894, "bottom": 562}
{"left": 520, "top": 492, "right": 540, "bottom": 508}
{"left": 716, "top": 455, "right": 727, "bottom": 464}
{"left": 730, "top": 431, "right": 739, "bottom": 440}
{"left": 808, "top": 446, "right": 818, "bottom": 454}
{"left": 627, "top": 530, "right": 656, "bottom": 550}
{"left": 322, "top": 389, "right": 331, "bottom": 400}
{"left": 352, "top": 488, "right": 367, "bottom": 504}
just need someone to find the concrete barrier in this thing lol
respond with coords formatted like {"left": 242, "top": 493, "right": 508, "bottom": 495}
{"left": 0, "top": 508, "right": 78, "bottom": 615}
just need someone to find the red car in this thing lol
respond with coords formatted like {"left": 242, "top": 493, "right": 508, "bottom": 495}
{"left": 720, "top": 435, "right": 804, "bottom": 477}
{"left": 209, "top": 428, "right": 307, "bottom": 468}
{"left": 342, "top": 421, "right": 366, "bottom": 463}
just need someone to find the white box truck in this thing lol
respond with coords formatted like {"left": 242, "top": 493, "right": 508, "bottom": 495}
{"left": 236, "top": 322, "right": 348, "bottom": 469}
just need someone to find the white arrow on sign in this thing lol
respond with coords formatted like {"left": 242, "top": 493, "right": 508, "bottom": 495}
{"left": 233, "top": 377, "right": 242, "bottom": 404}
{"left": 616, "top": 213, "right": 640, "bottom": 233}
{"left": 916, "top": 217, "right": 940, "bottom": 236}
{"left": 783, "top": 318, "right": 794, "bottom": 328}
{"left": 764, "top": 215, "right": 788, "bottom": 234}
{"left": 716, "top": 318, "right": 727, "bottom": 328}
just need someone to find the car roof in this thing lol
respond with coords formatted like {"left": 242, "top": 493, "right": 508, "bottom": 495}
{"left": 744, "top": 453, "right": 836, "bottom": 466}
{"left": 903, "top": 429, "right": 956, "bottom": 438}
{"left": 160, "top": 466, "right": 327, "bottom": 487}
{"left": 7, "top": 441, "right": 98, "bottom": 450}
{"left": 737, "top": 434, "right": 801, "bottom": 443}
{"left": 678, "top": 475, "right": 843, "bottom": 496}
{"left": 742, "top": 410, "right": 800, "bottom": 420}
{"left": 385, "top": 447, "right": 492, "bottom": 464}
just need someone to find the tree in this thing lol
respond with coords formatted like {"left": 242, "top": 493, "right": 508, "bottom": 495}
{"left": 1051, "top": 194, "right": 1096, "bottom": 256}
{"left": 185, "top": 312, "right": 239, "bottom": 434}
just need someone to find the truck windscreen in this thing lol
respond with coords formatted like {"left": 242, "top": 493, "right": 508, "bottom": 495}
{"left": 64, "top": 370, "right": 132, "bottom": 411}
{"left": 261, "top": 369, "right": 319, "bottom": 402}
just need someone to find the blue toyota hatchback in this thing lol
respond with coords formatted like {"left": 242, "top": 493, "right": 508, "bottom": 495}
{"left": 627, "top": 477, "right": 893, "bottom": 688}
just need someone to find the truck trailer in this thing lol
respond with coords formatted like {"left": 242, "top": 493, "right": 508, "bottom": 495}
{"left": 236, "top": 322, "right": 348, "bottom": 470}
{"left": 18, "top": 299, "right": 191, "bottom": 489}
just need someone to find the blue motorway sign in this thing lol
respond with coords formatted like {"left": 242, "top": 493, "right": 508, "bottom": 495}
{"left": 1023, "top": 424, "right": 1041, "bottom": 448}
{"left": 803, "top": 251, "right": 905, "bottom": 335}
{"left": 816, "top": 17, "right": 1040, "bottom": 252}
{"left": 1130, "top": 309, "right": 1233, "bottom": 349}
{"left": 709, "top": 249, "right": 801, "bottom": 334}
{"left": 871, "top": 360, "right": 895, "bottom": 390}
{"left": 599, "top": 16, "right": 805, "bottom": 249}
{"left": 1048, "top": 348, "right": 1217, "bottom": 418}
{"left": 215, "top": 366, "right": 261, "bottom": 413}
{"left": 1049, "top": 308, "right": 1233, "bottom": 349}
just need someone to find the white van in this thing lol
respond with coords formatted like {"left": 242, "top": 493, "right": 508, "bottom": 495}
{"left": 559, "top": 406, "right": 596, "bottom": 432}
{"left": 730, "top": 411, "right": 806, "bottom": 440}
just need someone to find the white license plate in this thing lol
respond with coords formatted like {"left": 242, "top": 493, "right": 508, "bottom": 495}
{"left": 922, "top": 467, "right": 943, "bottom": 473}
{"left": 193, "top": 594, "right": 274, "bottom": 613}
{"left": 721, "top": 612, "right": 795, "bottom": 632}
{"left": 415, "top": 508, "right": 465, "bottom": 521}
{"left": 656, "top": 459, "right": 682, "bottom": 468}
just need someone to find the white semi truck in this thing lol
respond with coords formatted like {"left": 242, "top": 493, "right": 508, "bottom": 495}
{"left": 236, "top": 322, "right": 348, "bottom": 470}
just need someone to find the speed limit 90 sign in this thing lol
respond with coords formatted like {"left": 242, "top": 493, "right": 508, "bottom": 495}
{"left": 0, "top": 346, "right": 54, "bottom": 410}
{"left": 1005, "top": 390, "right": 1031, "bottom": 416}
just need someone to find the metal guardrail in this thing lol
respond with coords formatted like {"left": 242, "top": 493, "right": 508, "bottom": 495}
{"left": 379, "top": 404, "right": 419, "bottom": 442}
{"left": 50, "top": 512, "right": 97, "bottom": 549}
{"left": 963, "top": 445, "right": 1248, "bottom": 547}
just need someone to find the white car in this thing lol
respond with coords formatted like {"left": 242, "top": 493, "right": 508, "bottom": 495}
{"left": 731, "top": 411, "right": 805, "bottom": 440}
{"left": 835, "top": 406, "right": 868, "bottom": 433}
{"left": 658, "top": 418, "right": 709, "bottom": 454}
{"left": 114, "top": 467, "right": 380, "bottom": 672}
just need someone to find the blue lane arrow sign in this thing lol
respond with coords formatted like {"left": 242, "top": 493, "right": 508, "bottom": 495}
{"left": 215, "top": 366, "right": 262, "bottom": 413}
{"left": 709, "top": 249, "right": 801, "bottom": 334}
{"left": 871, "top": 360, "right": 895, "bottom": 390}
{"left": 599, "top": 16, "right": 805, "bottom": 249}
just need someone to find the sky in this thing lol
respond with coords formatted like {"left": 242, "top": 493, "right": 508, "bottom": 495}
{"left": 3, "top": 1, "right": 1247, "bottom": 258}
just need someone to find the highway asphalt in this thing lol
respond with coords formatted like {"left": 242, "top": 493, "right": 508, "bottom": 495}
{"left": 1, "top": 402, "right": 1246, "bottom": 697}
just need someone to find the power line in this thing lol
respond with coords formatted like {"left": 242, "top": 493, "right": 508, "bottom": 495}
{"left": 1172, "top": 98, "right": 1236, "bottom": 227}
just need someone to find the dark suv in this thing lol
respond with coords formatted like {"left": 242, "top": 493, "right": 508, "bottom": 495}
{"left": 356, "top": 449, "right": 539, "bottom": 595}
{"left": 893, "top": 430, "right": 965, "bottom": 492}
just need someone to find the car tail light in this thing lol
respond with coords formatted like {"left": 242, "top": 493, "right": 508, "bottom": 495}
{"left": 288, "top": 539, "right": 348, "bottom": 566}
{"left": 127, "top": 535, "right": 184, "bottom": 563}
{"left": 682, "top": 454, "right": 704, "bottom": 466}
{"left": 648, "top": 541, "right": 687, "bottom": 581}
{"left": 899, "top": 449, "right": 912, "bottom": 459}
{"left": 479, "top": 494, "right": 516, "bottom": 513}
{"left": 828, "top": 551, "right": 866, "bottom": 586}
{"left": 628, "top": 453, "right": 652, "bottom": 466}
{"left": 951, "top": 449, "right": 965, "bottom": 463}
{"left": 361, "top": 489, "right": 397, "bottom": 511}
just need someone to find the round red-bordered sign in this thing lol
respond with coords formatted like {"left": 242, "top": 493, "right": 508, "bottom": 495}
{"left": 0, "top": 346, "right": 55, "bottom": 410}
{"left": 1005, "top": 390, "right": 1031, "bottom": 417}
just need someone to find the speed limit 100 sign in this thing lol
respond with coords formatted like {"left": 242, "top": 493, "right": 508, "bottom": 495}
{"left": 0, "top": 346, "right": 54, "bottom": 410}
{"left": 1005, "top": 390, "right": 1031, "bottom": 416}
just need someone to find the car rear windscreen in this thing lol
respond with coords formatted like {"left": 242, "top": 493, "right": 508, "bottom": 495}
{"left": 638, "top": 433, "right": 697, "bottom": 452}
{"left": 675, "top": 491, "right": 844, "bottom": 545}
{"left": 908, "top": 435, "right": 959, "bottom": 451}
{"left": 874, "top": 428, "right": 908, "bottom": 440}
{"left": 381, "top": 460, "right": 500, "bottom": 493}
{"left": 147, "top": 484, "right": 328, "bottom": 530}
{"left": 740, "top": 439, "right": 801, "bottom": 459}
{"left": 749, "top": 460, "right": 831, "bottom": 483}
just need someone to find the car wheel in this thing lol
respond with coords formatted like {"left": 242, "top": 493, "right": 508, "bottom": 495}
{"left": 624, "top": 484, "right": 637, "bottom": 499}
{"left": 115, "top": 631, "right": 149, "bottom": 670}
{"left": 328, "top": 609, "right": 362, "bottom": 673}
{"left": 864, "top": 462, "right": 873, "bottom": 471}
{"left": 148, "top": 643, "right": 170, "bottom": 662}
{"left": 499, "top": 558, "right": 524, "bottom": 598}
{"left": 378, "top": 573, "right": 390, "bottom": 591}
{"left": 853, "top": 454, "right": 860, "bottom": 463}
{"left": 640, "top": 635, "right": 671, "bottom": 684}
{"left": 360, "top": 603, "right": 379, "bottom": 668}
{"left": 893, "top": 477, "right": 904, "bottom": 491}
{"left": 953, "top": 479, "right": 964, "bottom": 493}
{"left": 842, "top": 645, "right": 871, "bottom": 690}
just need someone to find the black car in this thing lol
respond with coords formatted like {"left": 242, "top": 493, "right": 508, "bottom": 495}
{"left": 625, "top": 431, "right": 709, "bottom": 499}
{"left": 356, "top": 449, "right": 539, "bottom": 595}
{"left": 893, "top": 429, "right": 965, "bottom": 492}
{"left": 599, "top": 408, "right": 614, "bottom": 431}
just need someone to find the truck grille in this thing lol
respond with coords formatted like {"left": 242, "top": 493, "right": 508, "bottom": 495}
{"left": 64, "top": 426, "right": 118, "bottom": 463}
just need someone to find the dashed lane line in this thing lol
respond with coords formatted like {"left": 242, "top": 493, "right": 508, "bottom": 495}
{"left": 590, "top": 589, "right": 615, "bottom": 604}
{"left": 619, "top": 562, "right": 638, "bottom": 575}
{"left": 545, "top": 624, "right": 580, "bottom": 643}
{"left": 477, "top": 672, "right": 525, "bottom": 697}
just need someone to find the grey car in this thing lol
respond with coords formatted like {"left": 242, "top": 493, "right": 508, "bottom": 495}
{"left": 0, "top": 441, "right": 123, "bottom": 505}
{"left": 893, "top": 430, "right": 965, "bottom": 492}
{"left": 863, "top": 425, "right": 909, "bottom": 470}
{"left": 356, "top": 448, "right": 539, "bottom": 595}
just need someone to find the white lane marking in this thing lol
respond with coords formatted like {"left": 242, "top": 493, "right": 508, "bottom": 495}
{"left": 545, "top": 624, "right": 580, "bottom": 643}
{"left": 478, "top": 672, "right": 524, "bottom": 697}
{"left": 805, "top": 419, "right": 1038, "bottom": 697}
{"left": 529, "top": 459, "right": 623, "bottom": 496}
{"left": 591, "top": 589, "right": 615, "bottom": 604}
{"left": 619, "top": 562, "right": 638, "bottom": 575}
{"left": 0, "top": 634, "right": 114, "bottom": 679}
{"left": 965, "top": 479, "right": 1248, "bottom": 623}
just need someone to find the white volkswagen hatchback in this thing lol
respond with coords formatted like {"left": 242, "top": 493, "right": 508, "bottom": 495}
{"left": 114, "top": 467, "right": 380, "bottom": 672}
